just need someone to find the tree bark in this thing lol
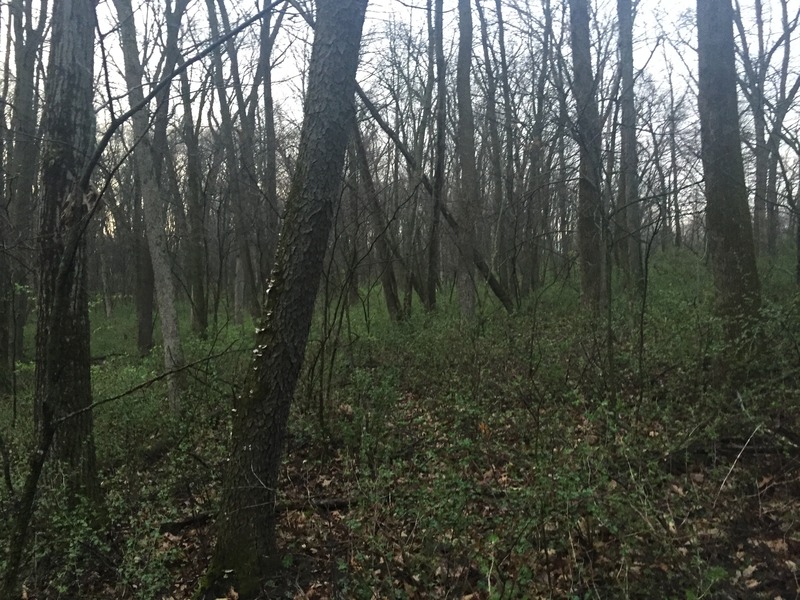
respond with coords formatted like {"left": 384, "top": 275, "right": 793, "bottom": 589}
{"left": 34, "top": 0, "right": 99, "bottom": 500}
{"left": 697, "top": 0, "right": 761, "bottom": 337}
{"left": 569, "top": 0, "right": 606, "bottom": 311}
{"left": 455, "top": 0, "right": 479, "bottom": 316}
{"left": 617, "top": 0, "right": 644, "bottom": 290}
{"left": 200, "top": 2, "right": 368, "bottom": 597}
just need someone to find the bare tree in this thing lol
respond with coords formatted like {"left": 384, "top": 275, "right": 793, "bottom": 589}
{"left": 112, "top": 0, "right": 188, "bottom": 412}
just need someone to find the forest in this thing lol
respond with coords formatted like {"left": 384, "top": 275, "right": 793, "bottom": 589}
{"left": 1, "top": 0, "right": 800, "bottom": 597}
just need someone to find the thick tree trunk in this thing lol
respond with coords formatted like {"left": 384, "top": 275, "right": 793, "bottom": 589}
{"left": 200, "top": 2, "right": 368, "bottom": 597}
{"left": 35, "top": 0, "right": 99, "bottom": 500}
{"left": 697, "top": 0, "right": 761, "bottom": 336}
{"left": 569, "top": 0, "right": 606, "bottom": 311}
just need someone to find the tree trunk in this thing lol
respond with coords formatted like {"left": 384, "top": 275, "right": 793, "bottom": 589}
{"left": 206, "top": 0, "right": 261, "bottom": 320}
{"left": 354, "top": 128, "right": 402, "bottom": 322}
{"left": 697, "top": 0, "right": 761, "bottom": 337}
{"left": 617, "top": 0, "right": 644, "bottom": 290}
{"left": 135, "top": 193, "right": 155, "bottom": 357}
{"left": 7, "top": 0, "right": 46, "bottom": 366}
{"left": 180, "top": 69, "right": 208, "bottom": 338}
{"left": 569, "top": 0, "right": 606, "bottom": 311}
{"left": 200, "top": 2, "right": 368, "bottom": 597}
{"left": 455, "top": 0, "right": 479, "bottom": 316}
{"left": 34, "top": 0, "right": 99, "bottom": 499}
{"left": 113, "top": 0, "right": 186, "bottom": 411}
{"left": 427, "top": 0, "right": 445, "bottom": 311}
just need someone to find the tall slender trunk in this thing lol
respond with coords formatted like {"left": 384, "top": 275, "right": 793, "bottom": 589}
{"left": 180, "top": 70, "right": 208, "bottom": 337}
{"left": 427, "top": 0, "right": 445, "bottom": 310}
{"left": 455, "top": 0, "right": 479, "bottom": 316}
{"left": 113, "top": 0, "right": 187, "bottom": 411}
{"left": 206, "top": 0, "right": 261, "bottom": 319}
{"left": 569, "top": 0, "right": 606, "bottom": 311}
{"left": 354, "top": 128, "right": 402, "bottom": 321}
{"left": 617, "top": 0, "right": 643, "bottom": 289}
{"left": 8, "top": 0, "right": 47, "bottom": 365}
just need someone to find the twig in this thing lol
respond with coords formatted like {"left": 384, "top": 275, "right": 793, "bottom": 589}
{"left": 55, "top": 341, "right": 241, "bottom": 425}
{"left": 713, "top": 424, "right": 761, "bottom": 509}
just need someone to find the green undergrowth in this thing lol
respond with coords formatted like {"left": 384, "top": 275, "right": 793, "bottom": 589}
{"left": 1, "top": 250, "right": 800, "bottom": 598}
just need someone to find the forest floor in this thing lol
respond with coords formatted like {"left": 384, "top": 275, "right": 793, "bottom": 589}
{"left": 3, "top": 252, "right": 800, "bottom": 599}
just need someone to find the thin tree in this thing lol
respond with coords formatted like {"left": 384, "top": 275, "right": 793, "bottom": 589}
{"left": 200, "top": 1, "right": 368, "bottom": 596}
{"left": 617, "top": 0, "right": 644, "bottom": 289}
{"left": 427, "top": 0, "right": 446, "bottom": 310}
{"left": 112, "top": 0, "right": 188, "bottom": 412}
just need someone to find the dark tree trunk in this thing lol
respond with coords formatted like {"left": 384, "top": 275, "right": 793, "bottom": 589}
{"left": 427, "top": 0, "right": 445, "bottom": 311}
{"left": 200, "top": 1, "right": 368, "bottom": 597}
{"left": 0, "top": 4, "right": 102, "bottom": 592}
{"left": 35, "top": 0, "right": 99, "bottom": 499}
{"left": 697, "top": 0, "right": 761, "bottom": 336}
{"left": 569, "top": 0, "right": 606, "bottom": 311}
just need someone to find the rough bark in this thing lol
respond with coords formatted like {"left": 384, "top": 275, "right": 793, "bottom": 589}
{"left": 200, "top": 2, "right": 368, "bottom": 597}
{"left": 697, "top": 0, "right": 761, "bottom": 336}
{"left": 35, "top": 0, "right": 99, "bottom": 500}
